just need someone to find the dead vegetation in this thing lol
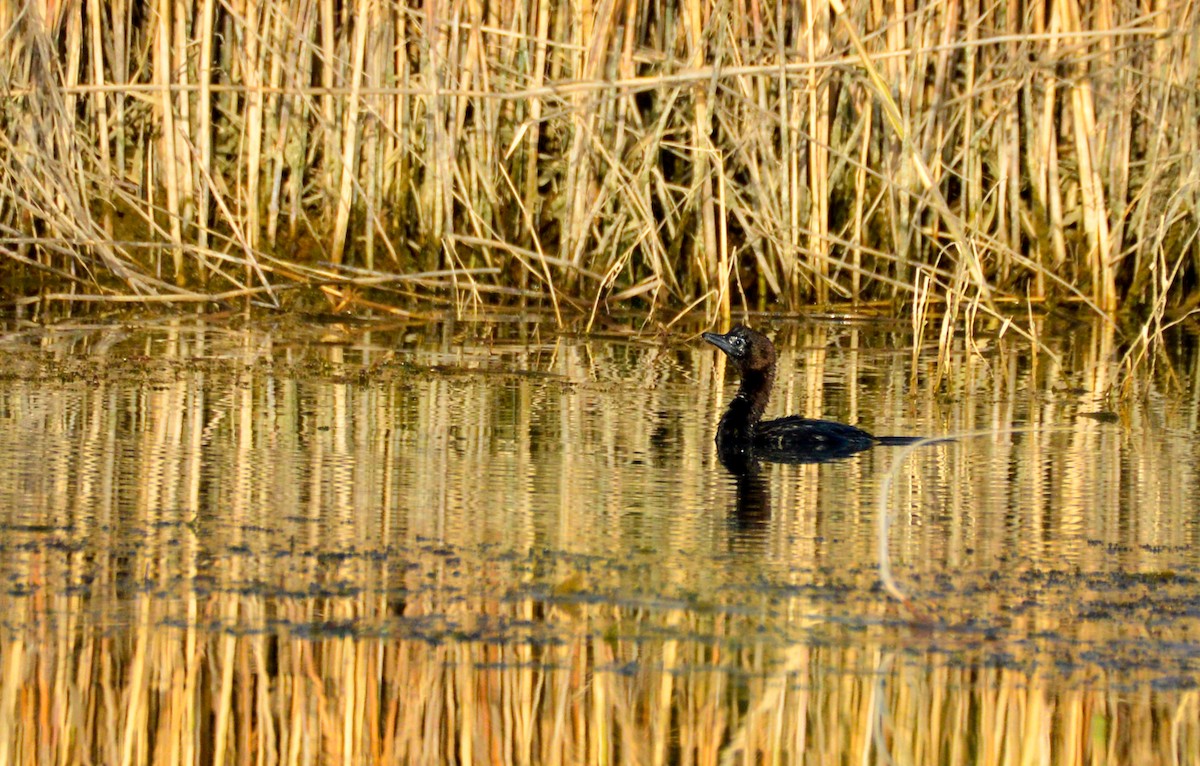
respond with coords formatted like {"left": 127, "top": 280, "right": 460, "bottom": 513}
{"left": 0, "top": 1, "right": 1197, "bottom": 339}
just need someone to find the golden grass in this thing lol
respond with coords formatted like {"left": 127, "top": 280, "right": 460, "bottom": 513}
{"left": 1, "top": 1, "right": 1198, "bottom": 334}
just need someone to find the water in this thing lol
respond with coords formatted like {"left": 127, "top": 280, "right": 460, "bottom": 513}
{"left": 0, "top": 315, "right": 1197, "bottom": 763}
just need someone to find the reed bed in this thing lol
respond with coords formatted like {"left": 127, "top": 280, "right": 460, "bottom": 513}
{"left": 1, "top": 1, "right": 1197, "bottom": 329}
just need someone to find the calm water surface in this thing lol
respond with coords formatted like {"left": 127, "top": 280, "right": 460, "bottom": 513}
{"left": 0, "top": 315, "right": 1197, "bottom": 763}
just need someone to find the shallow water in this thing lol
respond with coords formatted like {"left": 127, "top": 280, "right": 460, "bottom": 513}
{"left": 0, "top": 315, "right": 1197, "bottom": 763}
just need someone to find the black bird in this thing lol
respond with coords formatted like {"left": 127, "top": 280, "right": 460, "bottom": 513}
{"left": 703, "top": 325, "right": 922, "bottom": 465}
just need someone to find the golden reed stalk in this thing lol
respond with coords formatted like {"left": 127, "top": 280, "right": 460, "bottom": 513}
{"left": 1, "top": 1, "right": 1198, "bottom": 327}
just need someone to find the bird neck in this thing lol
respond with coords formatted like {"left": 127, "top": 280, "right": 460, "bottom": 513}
{"left": 718, "top": 366, "right": 774, "bottom": 440}
{"left": 737, "top": 366, "right": 773, "bottom": 423}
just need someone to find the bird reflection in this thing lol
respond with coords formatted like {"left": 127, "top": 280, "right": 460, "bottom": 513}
{"left": 717, "top": 442, "right": 772, "bottom": 541}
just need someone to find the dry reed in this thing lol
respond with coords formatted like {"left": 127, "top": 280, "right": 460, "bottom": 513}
{"left": 0, "top": 1, "right": 1197, "bottom": 336}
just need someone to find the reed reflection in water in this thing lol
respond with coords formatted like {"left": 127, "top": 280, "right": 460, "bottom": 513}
{"left": 0, "top": 317, "right": 1196, "bottom": 764}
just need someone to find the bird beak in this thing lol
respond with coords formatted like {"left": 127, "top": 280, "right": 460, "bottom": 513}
{"left": 702, "top": 331, "right": 736, "bottom": 357}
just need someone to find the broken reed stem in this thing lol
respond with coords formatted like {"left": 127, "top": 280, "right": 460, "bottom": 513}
{"left": 0, "top": 2, "right": 1197, "bottom": 325}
